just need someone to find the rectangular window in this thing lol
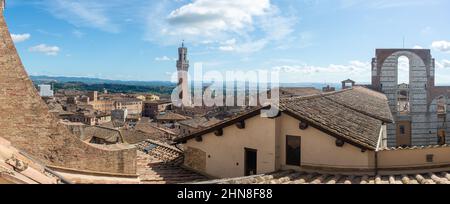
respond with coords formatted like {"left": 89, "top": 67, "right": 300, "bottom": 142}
{"left": 286, "top": 136, "right": 301, "bottom": 166}
{"left": 400, "top": 125, "right": 406, "bottom": 135}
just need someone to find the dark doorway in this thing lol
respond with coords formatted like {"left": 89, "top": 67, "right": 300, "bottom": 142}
{"left": 396, "top": 121, "right": 411, "bottom": 147}
{"left": 244, "top": 148, "right": 257, "bottom": 176}
{"left": 286, "top": 136, "right": 301, "bottom": 166}
{"left": 438, "top": 129, "right": 446, "bottom": 145}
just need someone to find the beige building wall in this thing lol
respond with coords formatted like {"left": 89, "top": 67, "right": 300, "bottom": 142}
{"left": 184, "top": 115, "right": 277, "bottom": 178}
{"left": 184, "top": 113, "right": 377, "bottom": 178}
{"left": 278, "top": 114, "right": 375, "bottom": 171}
{"left": 115, "top": 101, "right": 143, "bottom": 115}
{"left": 378, "top": 147, "right": 450, "bottom": 169}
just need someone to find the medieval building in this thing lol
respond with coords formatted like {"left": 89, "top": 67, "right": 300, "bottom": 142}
{"left": 371, "top": 49, "right": 450, "bottom": 147}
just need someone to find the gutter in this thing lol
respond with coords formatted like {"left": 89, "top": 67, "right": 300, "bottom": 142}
{"left": 44, "top": 167, "right": 73, "bottom": 184}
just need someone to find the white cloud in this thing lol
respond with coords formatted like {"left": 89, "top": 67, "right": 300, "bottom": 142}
{"left": 146, "top": 0, "right": 297, "bottom": 53}
{"left": 11, "top": 33, "right": 31, "bottom": 43}
{"left": 339, "top": 0, "right": 441, "bottom": 9}
{"left": 436, "top": 60, "right": 450, "bottom": 69}
{"left": 271, "top": 60, "right": 371, "bottom": 83}
{"left": 28, "top": 44, "right": 60, "bottom": 56}
{"left": 45, "top": 0, "right": 119, "bottom": 33}
{"left": 166, "top": 0, "right": 271, "bottom": 36}
{"left": 432, "top": 41, "right": 450, "bottom": 53}
{"left": 273, "top": 60, "right": 370, "bottom": 75}
{"left": 155, "top": 56, "right": 174, "bottom": 61}
{"left": 72, "top": 29, "right": 85, "bottom": 38}
{"left": 413, "top": 45, "right": 424, "bottom": 49}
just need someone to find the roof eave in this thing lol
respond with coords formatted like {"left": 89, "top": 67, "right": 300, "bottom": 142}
{"left": 173, "top": 107, "right": 265, "bottom": 143}
{"left": 282, "top": 110, "right": 376, "bottom": 151}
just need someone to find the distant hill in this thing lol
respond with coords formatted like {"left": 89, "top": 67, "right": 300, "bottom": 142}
{"left": 30, "top": 75, "right": 175, "bottom": 87}
{"left": 31, "top": 76, "right": 345, "bottom": 89}
{"left": 32, "top": 75, "right": 366, "bottom": 93}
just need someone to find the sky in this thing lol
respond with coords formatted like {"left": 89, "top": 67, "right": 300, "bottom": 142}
{"left": 4, "top": 0, "right": 450, "bottom": 84}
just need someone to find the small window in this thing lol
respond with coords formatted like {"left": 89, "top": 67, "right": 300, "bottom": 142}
{"left": 400, "top": 125, "right": 406, "bottom": 135}
{"left": 286, "top": 136, "right": 301, "bottom": 166}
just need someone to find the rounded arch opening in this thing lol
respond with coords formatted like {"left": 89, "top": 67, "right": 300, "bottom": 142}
{"left": 397, "top": 56, "right": 410, "bottom": 114}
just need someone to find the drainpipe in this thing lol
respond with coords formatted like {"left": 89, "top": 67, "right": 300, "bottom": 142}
{"left": 375, "top": 151, "right": 379, "bottom": 176}
{"left": 374, "top": 124, "right": 385, "bottom": 176}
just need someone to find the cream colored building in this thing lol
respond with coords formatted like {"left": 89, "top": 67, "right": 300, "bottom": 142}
{"left": 175, "top": 87, "right": 393, "bottom": 178}
{"left": 114, "top": 99, "right": 143, "bottom": 116}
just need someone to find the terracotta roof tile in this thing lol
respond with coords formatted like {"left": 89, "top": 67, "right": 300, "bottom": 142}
{"left": 280, "top": 88, "right": 389, "bottom": 149}
{"left": 196, "top": 170, "right": 450, "bottom": 184}
{"left": 136, "top": 140, "right": 207, "bottom": 184}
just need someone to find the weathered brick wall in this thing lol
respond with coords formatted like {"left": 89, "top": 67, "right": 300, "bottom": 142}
{"left": 184, "top": 147, "right": 206, "bottom": 173}
{"left": 0, "top": 11, "right": 136, "bottom": 175}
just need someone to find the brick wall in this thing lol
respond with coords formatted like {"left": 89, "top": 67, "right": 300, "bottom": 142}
{"left": 0, "top": 12, "right": 136, "bottom": 175}
{"left": 184, "top": 147, "right": 206, "bottom": 173}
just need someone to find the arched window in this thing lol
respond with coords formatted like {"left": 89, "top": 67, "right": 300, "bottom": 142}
{"left": 398, "top": 56, "right": 410, "bottom": 84}
{"left": 397, "top": 56, "right": 410, "bottom": 114}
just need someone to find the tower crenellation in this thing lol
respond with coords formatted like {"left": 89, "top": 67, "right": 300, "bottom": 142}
{"left": 177, "top": 41, "right": 189, "bottom": 72}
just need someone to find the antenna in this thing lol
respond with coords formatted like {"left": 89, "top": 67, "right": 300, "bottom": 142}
{"left": 402, "top": 36, "right": 405, "bottom": 48}
{"left": 182, "top": 40, "right": 185, "bottom": 48}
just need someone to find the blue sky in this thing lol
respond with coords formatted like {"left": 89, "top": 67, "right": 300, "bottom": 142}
{"left": 4, "top": 0, "right": 450, "bottom": 84}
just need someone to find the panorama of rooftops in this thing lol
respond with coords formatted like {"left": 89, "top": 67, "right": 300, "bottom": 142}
{"left": 2, "top": 0, "right": 450, "bottom": 187}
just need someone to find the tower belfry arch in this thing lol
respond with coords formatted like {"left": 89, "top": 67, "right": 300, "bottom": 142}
{"left": 371, "top": 49, "right": 449, "bottom": 147}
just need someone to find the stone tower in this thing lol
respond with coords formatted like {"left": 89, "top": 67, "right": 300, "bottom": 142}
{"left": 177, "top": 41, "right": 190, "bottom": 106}
{"left": 372, "top": 49, "right": 450, "bottom": 147}
{"left": 0, "top": 6, "right": 136, "bottom": 174}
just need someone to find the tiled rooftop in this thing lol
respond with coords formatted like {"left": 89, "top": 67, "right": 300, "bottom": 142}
{"left": 136, "top": 140, "right": 207, "bottom": 184}
{"left": 197, "top": 170, "right": 450, "bottom": 184}
{"left": 280, "top": 87, "right": 392, "bottom": 149}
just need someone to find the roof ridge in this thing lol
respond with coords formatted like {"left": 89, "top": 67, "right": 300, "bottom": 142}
{"left": 280, "top": 88, "right": 352, "bottom": 103}
{"left": 323, "top": 96, "right": 390, "bottom": 123}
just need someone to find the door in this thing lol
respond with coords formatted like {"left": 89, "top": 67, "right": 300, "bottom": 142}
{"left": 286, "top": 136, "right": 301, "bottom": 166}
{"left": 396, "top": 121, "right": 412, "bottom": 147}
{"left": 245, "top": 148, "right": 257, "bottom": 176}
{"left": 438, "top": 129, "right": 446, "bottom": 145}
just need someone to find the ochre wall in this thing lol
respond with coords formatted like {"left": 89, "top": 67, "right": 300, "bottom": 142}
{"left": 378, "top": 147, "right": 450, "bottom": 169}
{"left": 185, "top": 115, "right": 277, "bottom": 178}
{"left": 278, "top": 114, "right": 375, "bottom": 171}
{"left": 184, "top": 114, "right": 375, "bottom": 178}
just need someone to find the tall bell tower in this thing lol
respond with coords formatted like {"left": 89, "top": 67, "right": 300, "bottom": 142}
{"left": 177, "top": 41, "right": 190, "bottom": 105}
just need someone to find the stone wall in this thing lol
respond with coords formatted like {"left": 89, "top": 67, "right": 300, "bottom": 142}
{"left": 372, "top": 49, "right": 450, "bottom": 147}
{"left": 0, "top": 11, "right": 136, "bottom": 175}
{"left": 184, "top": 147, "right": 206, "bottom": 173}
